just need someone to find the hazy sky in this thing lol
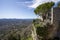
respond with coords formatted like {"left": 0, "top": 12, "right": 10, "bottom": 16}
{"left": 0, "top": 0, "right": 60, "bottom": 19}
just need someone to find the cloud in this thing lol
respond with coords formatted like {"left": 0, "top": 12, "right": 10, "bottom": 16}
{"left": 16, "top": 0, "right": 60, "bottom": 8}
{"left": 28, "top": 0, "right": 60, "bottom": 8}
{"left": 16, "top": 1, "right": 33, "bottom": 7}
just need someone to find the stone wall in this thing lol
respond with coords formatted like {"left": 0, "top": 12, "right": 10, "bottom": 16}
{"left": 53, "top": 7, "right": 60, "bottom": 38}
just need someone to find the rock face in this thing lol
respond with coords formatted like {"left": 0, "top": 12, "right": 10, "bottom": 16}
{"left": 32, "top": 24, "right": 37, "bottom": 40}
{"left": 53, "top": 7, "right": 60, "bottom": 38}
{"left": 32, "top": 7, "right": 60, "bottom": 40}
{"left": 46, "top": 7, "right": 60, "bottom": 40}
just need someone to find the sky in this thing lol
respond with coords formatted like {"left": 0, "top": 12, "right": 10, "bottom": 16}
{"left": 0, "top": 0, "right": 60, "bottom": 19}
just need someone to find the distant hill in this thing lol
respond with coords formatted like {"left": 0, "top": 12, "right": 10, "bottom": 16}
{"left": 0, "top": 19, "right": 33, "bottom": 39}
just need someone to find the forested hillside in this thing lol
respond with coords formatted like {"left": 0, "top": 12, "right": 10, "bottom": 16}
{"left": 0, "top": 19, "right": 33, "bottom": 40}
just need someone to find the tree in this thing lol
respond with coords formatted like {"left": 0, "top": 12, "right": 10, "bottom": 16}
{"left": 34, "top": 2, "right": 55, "bottom": 21}
{"left": 8, "top": 34, "right": 17, "bottom": 40}
{"left": 34, "top": 2, "right": 55, "bottom": 15}
{"left": 8, "top": 33, "right": 21, "bottom": 40}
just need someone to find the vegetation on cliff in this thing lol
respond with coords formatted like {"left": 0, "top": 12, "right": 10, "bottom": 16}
{"left": 34, "top": 2, "right": 54, "bottom": 15}
{"left": 33, "top": 2, "right": 55, "bottom": 40}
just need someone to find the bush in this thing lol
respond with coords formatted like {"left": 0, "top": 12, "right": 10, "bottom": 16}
{"left": 36, "top": 26, "right": 48, "bottom": 39}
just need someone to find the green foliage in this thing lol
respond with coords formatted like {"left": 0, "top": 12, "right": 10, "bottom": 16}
{"left": 34, "top": 2, "right": 55, "bottom": 15}
{"left": 26, "top": 36, "right": 33, "bottom": 40}
{"left": 33, "top": 19, "right": 49, "bottom": 39}
{"left": 33, "top": 19, "right": 39, "bottom": 25}
{"left": 33, "top": 19, "right": 41, "bottom": 23}
{"left": 21, "top": 35, "right": 32, "bottom": 40}
{"left": 8, "top": 34, "right": 16, "bottom": 40}
{"left": 33, "top": 19, "right": 44, "bottom": 27}
{"left": 8, "top": 33, "right": 21, "bottom": 40}
{"left": 36, "top": 26, "right": 48, "bottom": 39}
